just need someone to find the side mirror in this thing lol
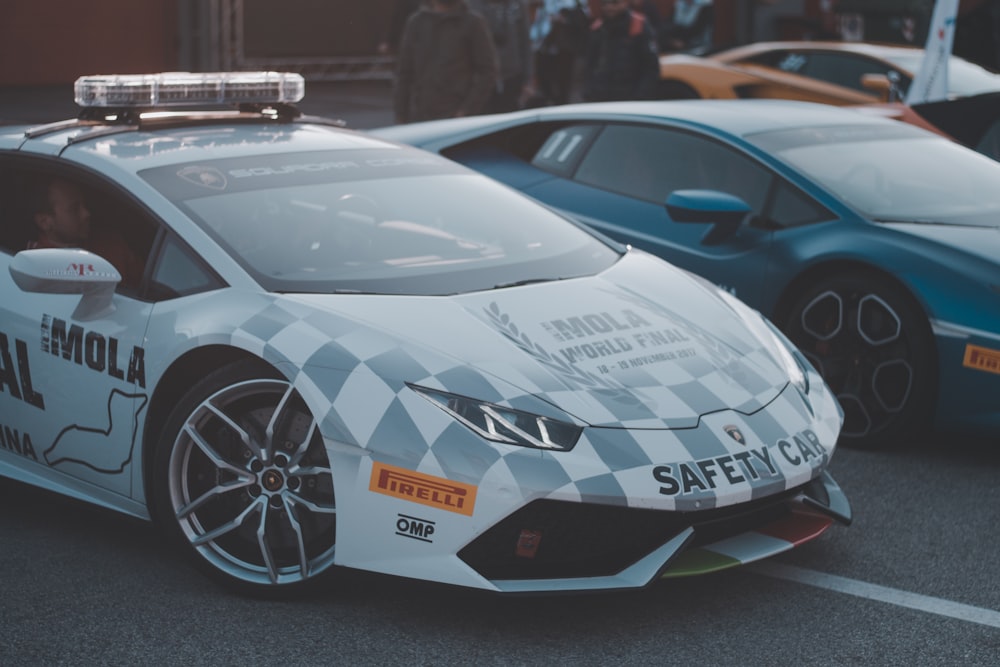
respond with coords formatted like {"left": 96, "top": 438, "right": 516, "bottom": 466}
{"left": 665, "top": 189, "right": 752, "bottom": 245}
{"left": 9, "top": 248, "right": 121, "bottom": 320}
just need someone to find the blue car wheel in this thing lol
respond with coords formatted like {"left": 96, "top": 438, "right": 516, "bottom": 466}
{"left": 779, "top": 270, "right": 936, "bottom": 449}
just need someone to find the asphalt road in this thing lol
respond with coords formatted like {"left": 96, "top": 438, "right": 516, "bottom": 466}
{"left": 2, "top": 433, "right": 999, "bottom": 666}
{"left": 2, "top": 81, "right": 999, "bottom": 667}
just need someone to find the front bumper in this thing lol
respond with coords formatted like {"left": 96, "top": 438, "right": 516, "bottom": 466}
{"left": 461, "top": 471, "right": 850, "bottom": 593}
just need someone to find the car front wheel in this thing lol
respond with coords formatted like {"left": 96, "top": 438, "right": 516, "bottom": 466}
{"left": 152, "top": 360, "right": 337, "bottom": 596}
{"left": 780, "top": 271, "right": 936, "bottom": 449}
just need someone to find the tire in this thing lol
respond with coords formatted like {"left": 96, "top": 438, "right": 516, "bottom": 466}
{"left": 151, "top": 359, "right": 337, "bottom": 596}
{"left": 779, "top": 271, "right": 936, "bottom": 450}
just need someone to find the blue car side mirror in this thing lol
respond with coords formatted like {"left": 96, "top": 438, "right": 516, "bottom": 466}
{"left": 665, "top": 189, "right": 752, "bottom": 245}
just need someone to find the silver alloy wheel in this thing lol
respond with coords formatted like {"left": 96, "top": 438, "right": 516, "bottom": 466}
{"left": 166, "top": 378, "right": 337, "bottom": 586}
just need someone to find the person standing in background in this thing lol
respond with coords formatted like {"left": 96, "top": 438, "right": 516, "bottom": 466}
{"left": 468, "top": 0, "right": 534, "bottom": 112}
{"left": 378, "top": 0, "right": 427, "bottom": 54}
{"left": 627, "top": 0, "right": 665, "bottom": 50}
{"left": 529, "top": 0, "right": 590, "bottom": 105}
{"left": 628, "top": 0, "right": 661, "bottom": 29}
{"left": 582, "top": 0, "right": 660, "bottom": 101}
{"left": 661, "top": 0, "right": 714, "bottom": 53}
{"left": 393, "top": 0, "right": 499, "bottom": 123}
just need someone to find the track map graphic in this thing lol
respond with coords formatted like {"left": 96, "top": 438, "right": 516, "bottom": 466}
{"left": 43, "top": 389, "right": 148, "bottom": 473}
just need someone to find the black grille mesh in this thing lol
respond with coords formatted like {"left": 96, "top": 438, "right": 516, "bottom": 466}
{"left": 459, "top": 488, "right": 801, "bottom": 581}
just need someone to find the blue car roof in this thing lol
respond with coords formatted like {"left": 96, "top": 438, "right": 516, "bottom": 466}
{"left": 372, "top": 98, "right": 901, "bottom": 152}
{"left": 531, "top": 99, "right": 893, "bottom": 137}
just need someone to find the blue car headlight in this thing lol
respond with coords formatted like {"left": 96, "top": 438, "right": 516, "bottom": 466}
{"left": 408, "top": 384, "right": 583, "bottom": 451}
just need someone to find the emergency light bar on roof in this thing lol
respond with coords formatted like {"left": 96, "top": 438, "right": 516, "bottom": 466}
{"left": 74, "top": 72, "right": 306, "bottom": 108}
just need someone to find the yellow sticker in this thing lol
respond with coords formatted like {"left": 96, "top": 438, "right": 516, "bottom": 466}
{"left": 963, "top": 344, "right": 1000, "bottom": 375}
{"left": 370, "top": 461, "right": 477, "bottom": 516}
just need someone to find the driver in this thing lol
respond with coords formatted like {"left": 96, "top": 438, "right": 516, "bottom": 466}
{"left": 29, "top": 177, "right": 144, "bottom": 289}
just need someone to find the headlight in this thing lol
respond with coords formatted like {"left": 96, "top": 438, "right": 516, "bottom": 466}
{"left": 716, "top": 290, "right": 809, "bottom": 395}
{"left": 408, "top": 384, "right": 582, "bottom": 451}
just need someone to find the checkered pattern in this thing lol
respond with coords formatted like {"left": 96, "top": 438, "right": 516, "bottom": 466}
{"left": 219, "top": 252, "right": 842, "bottom": 519}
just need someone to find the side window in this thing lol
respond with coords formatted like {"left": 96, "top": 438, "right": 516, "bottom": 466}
{"left": 573, "top": 124, "right": 773, "bottom": 215}
{"left": 0, "top": 169, "right": 35, "bottom": 254}
{"left": 148, "top": 234, "right": 222, "bottom": 299}
{"left": 798, "top": 53, "right": 903, "bottom": 93}
{"left": 769, "top": 180, "right": 836, "bottom": 228}
{"left": 772, "top": 51, "right": 804, "bottom": 73}
{"left": 749, "top": 50, "right": 905, "bottom": 93}
{"left": 745, "top": 50, "right": 810, "bottom": 74}
{"left": 2, "top": 165, "right": 163, "bottom": 297}
{"left": 531, "top": 124, "right": 601, "bottom": 177}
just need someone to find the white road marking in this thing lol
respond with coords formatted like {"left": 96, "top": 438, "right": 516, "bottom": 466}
{"left": 747, "top": 562, "right": 1000, "bottom": 630}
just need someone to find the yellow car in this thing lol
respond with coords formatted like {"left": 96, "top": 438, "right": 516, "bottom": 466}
{"left": 658, "top": 40, "right": 1000, "bottom": 104}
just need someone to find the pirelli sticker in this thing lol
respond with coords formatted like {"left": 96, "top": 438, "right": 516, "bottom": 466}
{"left": 963, "top": 344, "right": 1000, "bottom": 375}
{"left": 370, "top": 462, "right": 477, "bottom": 516}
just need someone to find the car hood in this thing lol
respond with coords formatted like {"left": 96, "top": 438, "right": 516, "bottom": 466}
{"left": 885, "top": 221, "right": 1000, "bottom": 263}
{"left": 284, "top": 251, "right": 791, "bottom": 430}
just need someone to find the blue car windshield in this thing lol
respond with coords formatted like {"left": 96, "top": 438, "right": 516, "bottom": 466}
{"left": 141, "top": 149, "right": 619, "bottom": 294}
{"left": 749, "top": 123, "right": 1000, "bottom": 226}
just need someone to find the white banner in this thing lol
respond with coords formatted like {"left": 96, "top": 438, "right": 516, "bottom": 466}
{"left": 905, "top": 0, "right": 960, "bottom": 104}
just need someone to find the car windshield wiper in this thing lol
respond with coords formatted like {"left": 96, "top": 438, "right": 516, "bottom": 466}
{"left": 872, "top": 217, "right": 945, "bottom": 225}
{"left": 493, "top": 276, "right": 564, "bottom": 290}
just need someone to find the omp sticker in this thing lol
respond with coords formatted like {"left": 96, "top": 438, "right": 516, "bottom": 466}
{"left": 370, "top": 462, "right": 477, "bottom": 516}
{"left": 395, "top": 514, "right": 435, "bottom": 543}
{"left": 963, "top": 344, "right": 1000, "bottom": 375}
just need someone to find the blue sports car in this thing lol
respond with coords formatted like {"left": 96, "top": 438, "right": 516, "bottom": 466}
{"left": 374, "top": 100, "right": 1000, "bottom": 449}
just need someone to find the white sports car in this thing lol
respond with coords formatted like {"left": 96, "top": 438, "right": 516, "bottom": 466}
{"left": 0, "top": 73, "right": 850, "bottom": 596}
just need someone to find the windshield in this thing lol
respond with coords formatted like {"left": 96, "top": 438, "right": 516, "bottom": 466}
{"left": 748, "top": 123, "right": 1000, "bottom": 226}
{"left": 886, "top": 53, "right": 1000, "bottom": 97}
{"left": 141, "top": 149, "right": 619, "bottom": 294}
